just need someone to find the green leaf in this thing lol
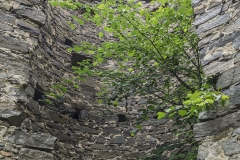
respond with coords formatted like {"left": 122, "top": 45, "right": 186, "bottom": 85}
{"left": 98, "top": 99, "right": 103, "bottom": 104}
{"left": 97, "top": 4, "right": 105, "bottom": 9}
{"left": 67, "top": 48, "right": 73, "bottom": 52}
{"left": 130, "top": 132, "right": 135, "bottom": 137}
{"left": 178, "top": 110, "right": 187, "bottom": 116}
{"left": 77, "top": 19, "right": 84, "bottom": 25}
{"left": 70, "top": 24, "right": 76, "bottom": 30}
{"left": 205, "top": 99, "right": 214, "bottom": 104}
{"left": 192, "top": 98, "right": 202, "bottom": 105}
{"left": 113, "top": 101, "right": 118, "bottom": 107}
{"left": 74, "top": 84, "right": 79, "bottom": 89}
{"left": 136, "top": 125, "right": 142, "bottom": 130}
{"left": 99, "top": 32, "right": 104, "bottom": 38}
{"left": 157, "top": 112, "right": 166, "bottom": 119}
{"left": 221, "top": 95, "right": 229, "bottom": 101}
{"left": 45, "top": 99, "right": 52, "bottom": 104}
{"left": 183, "top": 100, "right": 191, "bottom": 105}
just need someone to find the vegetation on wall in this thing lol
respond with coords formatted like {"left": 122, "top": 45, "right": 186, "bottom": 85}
{"left": 49, "top": 0, "right": 229, "bottom": 159}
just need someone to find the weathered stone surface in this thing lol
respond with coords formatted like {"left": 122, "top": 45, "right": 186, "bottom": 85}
{"left": 232, "top": 127, "right": 240, "bottom": 136}
{"left": 0, "top": 110, "right": 22, "bottom": 127}
{"left": 90, "top": 144, "right": 105, "bottom": 150}
{"left": 0, "top": 151, "right": 12, "bottom": 157}
{"left": 194, "top": 110, "right": 240, "bottom": 140}
{"left": 25, "top": 133, "right": 56, "bottom": 150}
{"left": 110, "top": 136, "right": 127, "bottom": 144}
{"left": 192, "top": 0, "right": 202, "bottom": 6}
{"left": 7, "top": 130, "right": 56, "bottom": 150}
{"left": 16, "top": 20, "right": 40, "bottom": 36}
{"left": 196, "top": 14, "right": 230, "bottom": 35}
{"left": 195, "top": 4, "right": 222, "bottom": 26}
{"left": 4, "top": 142, "right": 19, "bottom": 154}
{"left": 96, "top": 151, "right": 119, "bottom": 159}
{"left": 18, "top": 148, "right": 54, "bottom": 160}
{"left": 221, "top": 138, "right": 240, "bottom": 156}
{"left": 0, "top": 35, "right": 30, "bottom": 52}
{"left": 103, "top": 127, "right": 121, "bottom": 134}
{"left": 0, "top": 23, "right": 13, "bottom": 31}
{"left": 223, "top": 85, "right": 240, "bottom": 106}
{"left": 14, "top": 5, "right": 46, "bottom": 25}
{"left": 216, "top": 65, "right": 240, "bottom": 89}
{"left": 198, "top": 111, "right": 217, "bottom": 122}
{"left": 46, "top": 122, "right": 64, "bottom": 130}
{"left": 7, "top": 130, "right": 28, "bottom": 145}
{"left": 28, "top": 99, "right": 41, "bottom": 115}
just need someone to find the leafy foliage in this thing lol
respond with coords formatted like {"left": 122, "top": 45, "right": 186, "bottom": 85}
{"left": 49, "top": 0, "right": 229, "bottom": 159}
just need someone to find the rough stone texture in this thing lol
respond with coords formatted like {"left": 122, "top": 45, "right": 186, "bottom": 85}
{"left": 0, "top": 0, "right": 184, "bottom": 159}
{"left": 193, "top": 0, "right": 240, "bottom": 159}
{"left": 18, "top": 148, "right": 54, "bottom": 160}
{"left": 198, "top": 110, "right": 217, "bottom": 122}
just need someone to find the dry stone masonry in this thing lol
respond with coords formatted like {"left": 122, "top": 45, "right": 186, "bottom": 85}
{"left": 192, "top": 0, "right": 240, "bottom": 159}
{"left": 0, "top": 0, "right": 184, "bottom": 159}
{"left": 2, "top": 0, "right": 240, "bottom": 159}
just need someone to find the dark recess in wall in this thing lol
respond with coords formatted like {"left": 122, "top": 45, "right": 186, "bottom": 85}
{"left": 71, "top": 53, "right": 92, "bottom": 67}
{"left": 65, "top": 38, "right": 73, "bottom": 46}
{"left": 33, "top": 83, "right": 44, "bottom": 102}
{"left": 117, "top": 114, "right": 127, "bottom": 122}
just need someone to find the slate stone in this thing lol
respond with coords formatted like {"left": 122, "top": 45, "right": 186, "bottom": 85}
{"left": 90, "top": 144, "right": 105, "bottom": 150}
{"left": 95, "top": 137, "right": 105, "bottom": 144}
{"left": 96, "top": 151, "right": 119, "bottom": 159}
{"left": 209, "top": 30, "right": 240, "bottom": 50}
{"left": 8, "top": 130, "right": 57, "bottom": 151}
{"left": 223, "top": 85, "right": 240, "bottom": 106}
{"left": 110, "top": 136, "right": 127, "bottom": 144}
{"left": 0, "top": 35, "right": 30, "bottom": 52}
{"left": 79, "top": 110, "right": 88, "bottom": 119}
{"left": 232, "top": 127, "right": 240, "bottom": 136}
{"left": 28, "top": 99, "right": 41, "bottom": 115}
{"left": 14, "top": 5, "right": 46, "bottom": 25}
{"left": 78, "top": 126, "right": 99, "bottom": 134}
{"left": 103, "top": 127, "right": 121, "bottom": 134}
{"left": 193, "top": 110, "right": 240, "bottom": 141}
{"left": 233, "top": 36, "right": 240, "bottom": 50}
{"left": 0, "top": 23, "right": 13, "bottom": 31}
{"left": 55, "top": 132, "right": 77, "bottom": 144}
{"left": 18, "top": 148, "right": 54, "bottom": 160}
{"left": 49, "top": 113, "right": 67, "bottom": 124}
{"left": 46, "top": 122, "right": 64, "bottom": 131}
{"left": 195, "top": 4, "right": 222, "bottom": 26}
{"left": 0, "top": 109, "right": 22, "bottom": 127}
{"left": 7, "top": 130, "right": 28, "bottom": 145}
{"left": 16, "top": 20, "right": 40, "bottom": 36}
{"left": 216, "top": 65, "right": 240, "bottom": 89}
{"left": 192, "top": 0, "right": 202, "bottom": 6}
{"left": 221, "top": 138, "right": 240, "bottom": 156}
{"left": 198, "top": 111, "right": 217, "bottom": 122}
{"left": 150, "top": 119, "right": 169, "bottom": 127}
{"left": 136, "top": 145, "right": 153, "bottom": 151}
{"left": 0, "top": 10, "right": 15, "bottom": 24}
{"left": 196, "top": 14, "right": 231, "bottom": 35}
{"left": 59, "top": 104, "right": 76, "bottom": 115}
{"left": 201, "top": 51, "right": 223, "bottom": 66}
{"left": 223, "top": 1, "right": 232, "bottom": 11}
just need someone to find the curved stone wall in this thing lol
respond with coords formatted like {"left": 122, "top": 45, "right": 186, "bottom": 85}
{"left": 0, "top": 0, "right": 185, "bottom": 159}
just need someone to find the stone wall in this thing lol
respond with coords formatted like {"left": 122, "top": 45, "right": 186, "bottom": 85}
{"left": 192, "top": 0, "right": 240, "bottom": 159}
{"left": 0, "top": 0, "right": 186, "bottom": 159}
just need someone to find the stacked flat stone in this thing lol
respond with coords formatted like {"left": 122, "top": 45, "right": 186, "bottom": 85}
{"left": 0, "top": 0, "right": 190, "bottom": 159}
{"left": 192, "top": 0, "right": 240, "bottom": 159}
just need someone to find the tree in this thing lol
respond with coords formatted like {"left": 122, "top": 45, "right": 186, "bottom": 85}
{"left": 49, "top": 0, "right": 229, "bottom": 159}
